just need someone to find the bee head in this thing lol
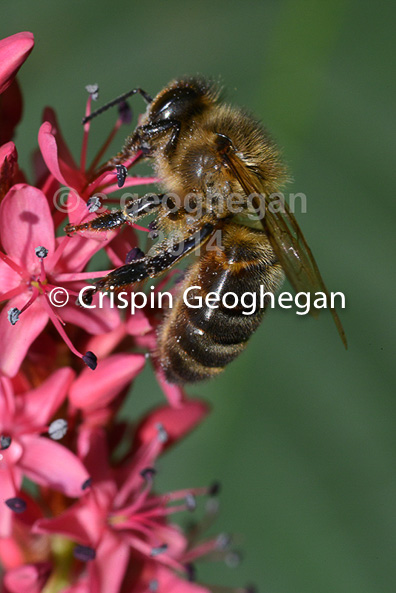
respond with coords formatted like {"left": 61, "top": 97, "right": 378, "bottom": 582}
{"left": 148, "top": 78, "right": 217, "bottom": 126}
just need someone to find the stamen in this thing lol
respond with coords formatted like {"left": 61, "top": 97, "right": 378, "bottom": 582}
{"left": 140, "top": 467, "right": 156, "bottom": 481}
{"left": 186, "top": 493, "right": 197, "bottom": 511}
{"left": 216, "top": 533, "right": 232, "bottom": 550}
{"left": 73, "top": 544, "right": 96, "bottom": 562}
{"left": 7, "top": 307, "right": 20, "bottom": 325}
{"left": 41, "top": 295, "right": 98, "bottom": 369}
{"left": 156, "top": 423, "right": 168, "bottom": 444}
{"left": 81, "top": 85, "right": 99, "bottom": 172}
{"left": 19, "top": 286, "right": 40, "bottom": 314}
{"left": 35, "top": 246, "right": 48, "bottom": 259}
{"left": 87, "top": 195, "right": 102, "bottom": 212}
{"left": 118, "top": 100, "right": 132, "bottom": 124}
{"left": 85, "top": 84, "right": 99, "bottom": 101}
{"left": 150, "top": 543, "right": 168, "bottom": 557}
{"left": 48, "top": 418, "right": 68, "bottom": 440}
{"left": 0, "top": 286, "right": 25, "bottom": 304}
{"left": 0, "top": 436, "right": 11, "bottom": 450}
{"left": 82, "top": 351, "right": 98, "bottom": 370}
{"left": 209, "top": 481, "right": 221, "bottom": 497}
{"left": 185, "top": 563, "right": 196, "bottom": 582}
{"left": 149, "top": 580, "right": 158, "bottom": 592}
{"left": 225, "top": 551, "right": 242, "bottom": 568}
{"left": 88, "top": 119, "right": 122, "bottom": 174}
{"left": 0, "top": 250, "right": 25, "bottom": 276}
{"left": 5, "top": 497, "right": 26, "bottom": 513}
{"left": 82, "top": 478, "right": 92, "bottom": 490}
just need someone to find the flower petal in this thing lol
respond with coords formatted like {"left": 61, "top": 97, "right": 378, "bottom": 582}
{"left": 126, "top": 308, "right": 153, "bottom": 337}
{"left": 69, "top": 353, "right": 145, "bottom": 412}
{"left": 19, "top": 435, "right": 89, "bottom": 498}
{"left": 154, "top": 367, "right": 186, "bottom": 407}
{"left": 0, "top": 141, "right": 18, "bottom": 199}
{"left": 134, "top": 399, "right": 210, "bottom": 450}
{"left": 33, "top": 495, "right": 100, "bottom": 546}
{"left": 0, "top": 296, "right": 48, "bottom": 378}
{"left": 89, "top": 532, "right": 130, "bottom": 593}
{"left": 3, "top": 562, "right": 51, "bottom": 593}
{"left": 38, "top": 121, "right": 84, "bottom": 190}
{"left": 0, "top": 32, "right": 34, "bottom": 95}
{"left": 0, "top": 467, "right": 22, "bottom": 537}
{"left": 0, "top": 184, "right": 55, "bottom": 271}
{"left": 155, "top": 565, "right": 210, "bottom": 593}
{"left": 0, "top": 80, "right": 23, "bottom": 144}
{"left": 22, "top": 367, "right": 75, "bottom": 425}
{"left": 57, "top": 288, "right": 120, "bottom": 335}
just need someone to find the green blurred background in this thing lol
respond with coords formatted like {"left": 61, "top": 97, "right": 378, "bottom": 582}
{"left": 2, "top": 1, "right": 396, "bottom": 591}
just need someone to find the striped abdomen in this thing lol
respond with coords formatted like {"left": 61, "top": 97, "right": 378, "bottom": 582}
{"left": 158, "top": 223, "right": 284, "bottom": 383}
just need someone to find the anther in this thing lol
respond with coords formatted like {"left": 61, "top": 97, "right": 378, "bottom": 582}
{"left": 216, "top": 533, "right": 232, "bottom": 550}
{"left": 48, "top": 419, "right": 68, "bottom": 440}
{"left": 85, "top": 84, "right": 99, "bottom": 101}
{"left": 150, "top": 543, "right": 168, "bottom": 557}
{"left": 185, "top": 563, "right": 196, "bottom": 582}
{"left": 5, "top": 497, "right": 26, "bottom": 513}
{"left": 87, "top": 196, "right": 102, "bottom": 213}
{"left": 82, "top": 478, "right": 92, "bottom": 490}
{"left": 149, "top": 580, "right": 159, "bottom": 592}
{"left": 118, "top": 101, "right": 132, "bottom": 124}
{"left": 82, "top": 351, "right": 98, "bottom": 370}
{"left": 225, "top": 550, "right": 242, "bottom": 568}
{"left": 0, "top": 436, "right": 11, "bottom": 450}
{"left": 35, "top": 246, "right": 48, "bottom": 259}
{"left": 186, "top": 493, "right": 197, "bottom": 511}
{"left": 155, "top": 423, "right": 168, "bottom": 444}
{"left": 208, "top": 481, "right": 221, "bottom": 497}
{"left": 8, "top": 308, "right": 20, "bottom": 325}
{"left": 73, "top": 544, "right": 96, "bottom": 562}
{"left": 140, "top": 467, "right": 156, "bottom": 481}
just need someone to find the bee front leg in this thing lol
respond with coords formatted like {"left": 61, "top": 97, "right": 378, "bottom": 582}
{"left": 81, "top": 222, "right": 215, "bottom": 305}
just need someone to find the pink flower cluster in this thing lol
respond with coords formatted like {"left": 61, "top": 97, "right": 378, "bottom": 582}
{"left": 0, "top": 33, "right": 252, "bottom": 593}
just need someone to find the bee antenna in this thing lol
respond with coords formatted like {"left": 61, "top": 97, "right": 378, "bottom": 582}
{"left": 82, "top": 88, "right": 153, "bottom": 124}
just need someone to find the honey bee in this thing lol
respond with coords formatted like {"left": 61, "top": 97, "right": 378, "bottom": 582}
{"left": 66, "top": 77, "right": 346, "bottom": 383}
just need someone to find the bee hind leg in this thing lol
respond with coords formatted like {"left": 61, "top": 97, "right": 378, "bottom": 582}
{"left": 80, "top": 222, "right": 215, "bottom": 305}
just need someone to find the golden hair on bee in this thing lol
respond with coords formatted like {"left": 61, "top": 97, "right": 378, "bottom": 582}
{"left": 67, "top": 76, "right": 346, "bottom": 383}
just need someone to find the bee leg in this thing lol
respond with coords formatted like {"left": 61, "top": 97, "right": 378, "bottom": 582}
{"left": 65, "top": 193, "right": 165, "bottom": 235}
{"left": 81, "top": 222, "right": 215, "bottom": 305}
{"left": 82, "top": 87, "right": 152, "bottom": 125}
{"left": 96, "top": 119, "right": 181, "bottom": 185}
{"left": 64, "top": 210, "right": 127, "bottom": 235}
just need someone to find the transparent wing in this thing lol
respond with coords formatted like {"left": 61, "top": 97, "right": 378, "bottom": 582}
{"left": 225, "top": 154, "right": 347, "bottom": 348}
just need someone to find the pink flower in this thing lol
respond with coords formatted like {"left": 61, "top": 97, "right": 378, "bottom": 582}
{"left": 68, "top": 352, "right": 146, "bottom": 427}
{"left": 33, "top": 413, "right": 211, "bottom": 593}
{"left": 0, "top": 142, "right": 23, "bottom": 199}
{"left": 3, "top": 562, "right": 51, "bottom": 593}
{"left": 0, "top": 32, "right": 34, "bottom": 95}
{"left": 0, "top": 369, "right": 89, "bottom": 537}
{"left": 0, "top": 184, "right": 120, "bottom": 376}
{"left": 38, "top": 103, "right": 159, "bottom": 205}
